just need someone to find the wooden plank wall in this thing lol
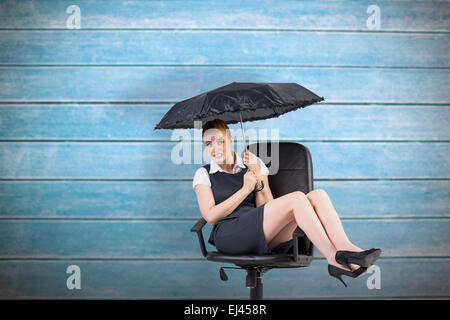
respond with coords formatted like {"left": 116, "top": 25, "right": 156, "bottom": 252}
{"left": 0, "top": 0, "right": 449, "bottom": 299}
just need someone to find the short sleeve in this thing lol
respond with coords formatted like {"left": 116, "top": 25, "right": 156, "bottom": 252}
{"left": 256, "top": 156, "right": 270, "bottom": 175}
{"left": 192, "top": 167, "right": 211, "bottom": 190}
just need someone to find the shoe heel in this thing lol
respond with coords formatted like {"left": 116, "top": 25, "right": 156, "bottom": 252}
{"left": 328, "top": 265, "right": 349, "bottom": 287}
{"left": 333, "top": 274, "right": 347, "bottom": 287}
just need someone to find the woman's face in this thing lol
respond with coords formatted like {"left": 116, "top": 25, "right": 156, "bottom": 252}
{"left": 203, "top": 128, "right": 233, "bottom": 164}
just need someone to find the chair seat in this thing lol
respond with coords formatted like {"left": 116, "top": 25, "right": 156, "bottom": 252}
{"left": 206, "top": 251, "right": 313, "bottom": 268}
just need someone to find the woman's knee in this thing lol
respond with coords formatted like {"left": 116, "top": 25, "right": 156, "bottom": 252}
{"left": 291, "top": 191, "right": 307, "bottom": 202}
{"left": 287, "top": 191, "right": 308, "bottom": 210}
{"left": 306, "top": 188, "right": 327, "bottom": 200}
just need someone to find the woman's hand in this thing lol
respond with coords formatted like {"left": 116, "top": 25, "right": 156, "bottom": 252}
{"left": 243, "top": 149, "right": 261, "bottom": 174}
{"left": 242, "top": 170, "right": 258, "bottom": 193}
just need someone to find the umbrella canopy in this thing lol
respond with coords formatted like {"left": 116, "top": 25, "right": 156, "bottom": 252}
{"left": 154, "top": 82, "right": 324, "bottom": 130}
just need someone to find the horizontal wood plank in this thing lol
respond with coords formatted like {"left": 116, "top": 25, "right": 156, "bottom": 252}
{"left": 0, "top": 105, "right": 449, "bottom": 140}
{"left": 0, "top": 180, "right": 448, "bottom": 219}
{"left": 0, "top": 258, "right": 448, "bottom": 298}
{"left": 0, "top": 0, "right": 447, "bottom": 31}
{"left": 0, "top": 31, "right": 448, "bottom": 67}
{"left": 0, "top": 142, "right": 448, "bottom": 178}
{"left": 0, "top": 219, "right": 448, "bottom": 258}
{"left": 0, "top": 68, "right": 449, "bottom": 103}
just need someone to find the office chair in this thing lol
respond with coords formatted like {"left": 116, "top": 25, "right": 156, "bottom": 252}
{"left": 191, "top": 142, "right": 315, "bottom": 300}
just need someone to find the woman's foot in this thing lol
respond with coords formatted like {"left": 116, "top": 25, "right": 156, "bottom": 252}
{"left": 336, "top": 244, "right": 364, "bottom": 271}
{"left": 327, "top": 256, "right": 352, "bottom": 272}
{"left": 336, "top": 248, "right": 382, "bottom": 270}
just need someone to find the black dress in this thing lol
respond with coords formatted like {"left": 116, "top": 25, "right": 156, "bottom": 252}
{"left": 205, "top": 163, "right": 294, "bottom": 255}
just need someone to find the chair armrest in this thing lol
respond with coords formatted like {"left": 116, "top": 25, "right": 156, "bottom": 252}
{"left": 190, "top": 218, "right": 209, "bottom": 257}
{"left": 292, "top": 227, "right": 306, "bottom": 262}
{"left": 190, "top": 218, "right": 207, "bottom": 232}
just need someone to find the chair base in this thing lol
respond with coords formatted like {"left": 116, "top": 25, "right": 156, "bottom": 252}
{"left": 208, "top": 249, "right": 313, "bottom": 299}
{"left": 246, "top": 268, "right": 265, "bottom": 300}
{"left": 220, "top": 264, "right": 311, "bottom": 300}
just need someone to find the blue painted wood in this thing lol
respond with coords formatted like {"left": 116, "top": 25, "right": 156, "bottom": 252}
{"left": 0, "top": 68, "right": 448, "bottom": 103}
{"left": 0, "top": 0, "right": 448, "bottom": 31}
{"left": 0, "top": 31, "right": 448, "bottom": 67}
{"left": 0, "top": 181, "right": 448, "bottom": 219}
{"left": 0, "top": 259, "right": 448, "bottom": 299}
{"left": 0, "top": 219, "right": 448, "bottom": 258}
{"left": 0, "top": 0, "right": 448, "bottom": 299}
{"left": 0, "top": 143, "right": 448, "bottom": 178}
{"left": 0, "top": 105, "right": 449, "bottom": 140}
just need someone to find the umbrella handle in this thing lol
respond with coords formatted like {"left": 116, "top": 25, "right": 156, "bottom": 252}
{"left": 239, "top": 111, "right": 246, "bottom": 148}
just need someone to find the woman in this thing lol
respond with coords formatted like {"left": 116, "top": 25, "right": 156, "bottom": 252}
{"left": 192, "top": 119, "right": 381, "bottom": 286}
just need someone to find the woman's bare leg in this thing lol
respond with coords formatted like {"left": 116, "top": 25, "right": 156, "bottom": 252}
{"left": 306, "top": 189, "right": 363, "bottom": 270}
{"left": 262, "top": 191, "right": 350, "bottom": 270}
{"left": 306, "top": 189, "right": 362, "bottom": 252}
{"left": 267, "top": 219, "right": 297, "bottom": 250}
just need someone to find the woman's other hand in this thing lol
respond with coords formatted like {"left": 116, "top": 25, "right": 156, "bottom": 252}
{"left": 242, "top": 170, "right": 258, "bottom": 193}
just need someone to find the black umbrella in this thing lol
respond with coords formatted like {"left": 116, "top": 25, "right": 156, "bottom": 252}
{"left": 154, "top": 82, "right": 324, "bottom": 144}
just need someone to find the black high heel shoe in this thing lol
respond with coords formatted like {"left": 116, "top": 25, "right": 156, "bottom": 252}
{"left": 328, "top": 264, "right": 367, "bottom": 287}
{"left": 336, "top": 248, "right": 382, "bottom": 271}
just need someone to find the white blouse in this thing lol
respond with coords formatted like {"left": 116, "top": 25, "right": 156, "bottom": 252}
{"left": 192, "top": 151, "right": 270, "bottom": 190}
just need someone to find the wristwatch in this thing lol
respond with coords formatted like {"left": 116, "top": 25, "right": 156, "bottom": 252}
{"left": 255, "top": 180, "right": 264, "bottom": 192}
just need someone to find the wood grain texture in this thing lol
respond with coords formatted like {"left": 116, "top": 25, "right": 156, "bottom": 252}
{"left": 0, "top": 219, "right": 449, "bottom": 258}
{"left": 0, "top": 67, "right": 448, "bottom": 103}
{"left": 0, "top": 0, "right": 448, "bottom": 31}
{"left": 0, "top": 259, "right": 448, "bottom": 299}
{"left": 0, "top": 180, "right": 448, "bottom": 219}
{"left": 0, "top": 105, "right": 448, "bottom": 140}
{"left": 0, "top": 31, "right": 448, "bottom": 67}
{"left": 0, "top": 0, "right": 448, "bottom": 299}
{"left": 0, "top": 143, "right": 448, "bottom": 178}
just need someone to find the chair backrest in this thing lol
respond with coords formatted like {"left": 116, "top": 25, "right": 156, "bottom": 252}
{"left": 248, "top": 142, "right": 315, "bottom": 257}
{"left": 247, "top": 142, "right": 314, "bottom": 197}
